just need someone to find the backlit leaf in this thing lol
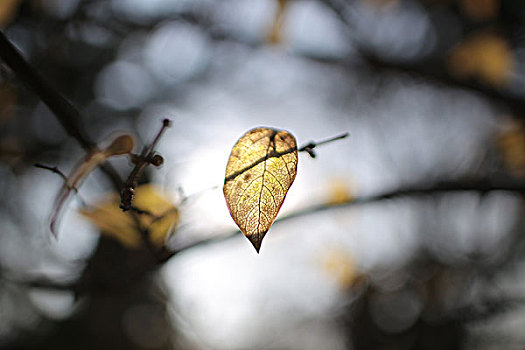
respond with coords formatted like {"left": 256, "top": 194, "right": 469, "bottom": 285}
{"left": 224, "top": 127, "right": 298, "bottom": 253}
{"left": 79, "top": 184, "right": 179, "bottom": 249}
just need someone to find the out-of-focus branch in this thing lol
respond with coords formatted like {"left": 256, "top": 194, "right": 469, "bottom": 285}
{"left": 361, "top": 53, "right": 525, "bottom": 119}
{"left": 159, "top": 178, "right": 525, "bottom": 261}
{"left": 9, "top": 178, "right": 524, "bottom": 291}
{"left": 319, "top": 0, "right": 525, "bottom": 118}
{"left": 0, "top": 31, "right": 123, "bottom": 188}
{"left": 0, "top": 31, "right": 93, "bottom": 149}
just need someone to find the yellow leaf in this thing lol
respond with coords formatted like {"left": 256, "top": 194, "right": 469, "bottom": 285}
{"left": 224, "top": 127, "right": 298, "bottom": 252}
{"left": 497, "top": 120, "right": 525, "bottom": 178}
{"left": 448, "top": 32, "right": 513, "bottom": 87}
{"left": 0, "top": 0, "right": 21, "bottom": 28}
{"left": 325, "top": 177, "right": 354, "bottom": 205}
{"left": 321, "top": 247, "right": 360, "bottom": 290}
{"left": 79, "top": 184, "right": 179, "bottom": 249}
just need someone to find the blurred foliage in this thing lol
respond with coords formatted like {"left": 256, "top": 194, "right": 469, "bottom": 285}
{"left": 497, "top": 120, "right": 525, "bottom": 178}
{"left": 448, "top": 31, "right": 513, "bottom": 87}
{"left": 0, "top": 0, "right": 21, "bottom": 28}
{"left": 321, "top": 247, "right": 364, "bottom": 290}
{"left": 80, "top": 184, "right": 179, "bottom": 249}
{"left": 324, "top": 177, "right": 355, "bottom": 205}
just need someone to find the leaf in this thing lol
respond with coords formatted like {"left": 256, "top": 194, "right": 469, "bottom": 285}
{"left": 325, "top": 177, "right": 355, "bottom": 205}
{"left": 79, "top": 184, "right": 179, "bottom": 249}
{"left": 0, "top": 0, "right": 22, "bottom": 28}
{"left": 448, "top": 32, "right": 513, "bottom": 87}
{"left": 321, "top": 247, "right": 360, "bottom": 290}
{"left": 50, "top": 134, "right": 135, "bottom": 237}
{"left": 223, "top": 127, "right": 298, "bottom": 253}
{"left": 497, "top": 120, "right": 525, "bottom": 178}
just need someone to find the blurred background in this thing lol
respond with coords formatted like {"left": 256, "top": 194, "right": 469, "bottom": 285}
{"left": 1, "top": 0, "right": 525, "bottom": 349}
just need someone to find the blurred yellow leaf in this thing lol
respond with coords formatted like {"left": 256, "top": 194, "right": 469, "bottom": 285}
{"left": 80, "top": 184, "right": 179, "bottom": 249}
{"left": 448, "top": 32, "right": 513, "bottom": 87}
{"left": 325, "top": 178, "right": 354, "bottom": 205}
{"left": 0, "top": 0, "right": 21, "bottom": 28}
{"left": 224, "top": 127, "right": 298, "bottom": 252}
{"left": 267, "top": 0, "right": 288, "bottom": 45}
{"left": 459, "top": 0, "right": 498, "bottom": 21}
{"left": 497, "top": 120, "right": 525, "bottom": 178}
{"left": 321, "top": 247, "right": 360, "bottom": 290}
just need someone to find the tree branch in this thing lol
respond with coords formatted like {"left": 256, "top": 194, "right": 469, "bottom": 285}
{"left": 0, "top": 31, "right": 93, "bottom": 150}
{"left": 319, "top": 0, "right": 525, "bottom": 119}
{"left": 160, "top": 178, "right": 525, "bottom": 260}
{"left": 0, "top": 31, "right": 123, "bottom": 188}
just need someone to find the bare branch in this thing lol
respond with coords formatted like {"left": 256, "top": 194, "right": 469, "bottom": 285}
{"left": 34, "top": 163, "right": 68, "bottom": 183}
{"left": 34, "top": 163, "right": 88, "bottom": 208}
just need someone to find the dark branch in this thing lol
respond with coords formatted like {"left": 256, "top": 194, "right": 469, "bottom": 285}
{"left": 0, "top": 31, "right": 123, "bottom": 189}
{"left": 319, "top": 0, "right": 525, "bottom": 119}
{"left": 34, "top": 163, "right": 87, "bottom": 207}
{"left": 298, "top": 132, "right": 349, "bottom": 158}
{"left": 120, "top": 119, "right": 171, "bottom": 211}
{"left": 0, "top": 31, "right": 94, "bottom": 150}
{"left": 34, "top": 163, "right": 68, "bottom": 182}
{"left": 160, "top": 178, "right": 525, "bottom": 261}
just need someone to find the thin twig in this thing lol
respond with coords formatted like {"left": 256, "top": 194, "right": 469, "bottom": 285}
{"left": 34, "top": 163, "right": 87, "bottom": 207}
{"left": 225, "top": 131, "right": 349, "bottom": 182}
{"left": 34, "top": 163, "right": 68, "bottom": 182}
{"left": 298, "top": 132, "right": 349, "bottom": 158}
{"left": 120, "top": 119, "right": 171, "bottom": 211}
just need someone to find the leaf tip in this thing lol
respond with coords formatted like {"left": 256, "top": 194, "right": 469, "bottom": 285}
{"left": 247, "top": 233, "right": 265, "bottom": 254}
